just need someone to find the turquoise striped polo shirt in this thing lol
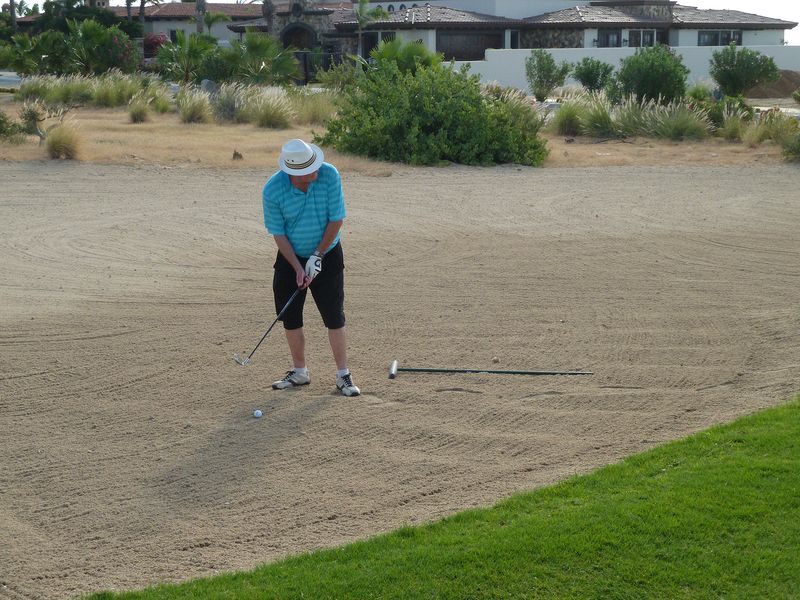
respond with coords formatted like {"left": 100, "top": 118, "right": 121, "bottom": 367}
{"left": 262, "top": 163, "right": 346, "bottom": 258}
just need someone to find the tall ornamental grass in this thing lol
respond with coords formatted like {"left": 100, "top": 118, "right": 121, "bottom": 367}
{"left": 45, "top": 122, "right": 81, "bottom": 159}
{"left": 242, "top": 87, "right": 295, "bottom": 128}
{"left": 176, "top": 87, "right": 213, "bottom": 123}
{"left": 289, "top": 88, "right": 337, "bottom": 125}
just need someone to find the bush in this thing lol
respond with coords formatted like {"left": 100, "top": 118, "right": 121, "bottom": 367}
{"left": 243, "top": 87, "right": 294, "bottom": 128}
{"left": 718, "top": 111, "right": 746, "bottom": 141}
{"left": 128, "top": 93, "right": 150, "bottom": 123}
{"left": 618, "top": 44, "right": 688, "bottom": 103}
{"left": 694, "top": 94, "right": 753, "bottom": 128}
{"left": 143, "top": 33, "right": 168, "bottom": 59}
{"left": 0, "top": 109, "right": 21, "bottom": 138}
{"left": 572, "top": 57, "right": 614, "bottom": 92}
{"left": 288, "top": 88, "right": 336, "bottom": 125}
{"left": 92, "top": 71, "right": 143, "bottom": 107}
{"left": 647, "top": 102, "right": 711, "bottom": 140}
{"left": 525, "top": 49, "right": 571, "bottom": 101}
{"left": 686, "top": 83, "right": 712, "bottom": 102}
{"left": 316, "top": 59, "right": 362, "bottom": 91}
{"left": 581, "top": 92, "right": 617, "bottom": 137}
{"left": 45, "top": 122, "right": 81, "bottom": 159}
{"left": 793, "top": 89, "right": 800, "bottom": 105}
{"left": 370, "top": 38, "right": 443, "bottom": 75}
{"left": 709, "top": 43, "right": 780, "bottom": 97}
{"left": 319, "top": 62, "right": 548, "bottom": 166}
{"left": 176, "top": 87, "right": 213, "bottom": 123}
{"left": 549, "top": 102, "right": 585, "bottom": 136}
{"left": 781, "top": 131, "right": 800, "bottom": 161}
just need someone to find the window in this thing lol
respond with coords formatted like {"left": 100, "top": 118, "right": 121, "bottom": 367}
{"left": 628, "top": 30, "right": 657, "bottom": 47}
{"left": 169, "top": 29, "right": 179, "bottom": 43}
{"left": 436, "top": 31, "right": 503, "bottom": 60}
{"left": 698, "top": 30, "right": 742, "bottom": 46}
{"left": 509, "top": 30, "right": 519, "bottom": 49}
{"left": 399, "top": 4, "right": 406, "bottom": 9}
{"left": 387, "top": 4, "right": 394, "bottom": 12}
{"left": 597, "top": 29, "right": 622, "bottom": 48}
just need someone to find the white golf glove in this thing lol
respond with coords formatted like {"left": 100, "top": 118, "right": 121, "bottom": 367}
{"left": 304, "top": 251, "right": 322, "bottom": 281}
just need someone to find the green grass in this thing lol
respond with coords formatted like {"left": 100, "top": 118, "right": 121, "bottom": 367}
{"left": 86, "top": 398, "right": 800, "bottom": 599}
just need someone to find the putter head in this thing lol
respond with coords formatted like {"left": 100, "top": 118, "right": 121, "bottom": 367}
{"left": 233, "top": 353, "right": 252, "bottom": 366}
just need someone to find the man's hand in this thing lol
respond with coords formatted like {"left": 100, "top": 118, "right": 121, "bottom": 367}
{"left": 304, "top": 251, "right": 322, "bottom": 282}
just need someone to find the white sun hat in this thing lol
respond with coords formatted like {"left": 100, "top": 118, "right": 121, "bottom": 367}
{"left": 278, "top": 139, "right": 324, "bottom": 176}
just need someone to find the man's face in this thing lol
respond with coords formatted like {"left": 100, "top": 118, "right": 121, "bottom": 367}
{"left": 289, "top": 171, "right": 319, "bottom": 189}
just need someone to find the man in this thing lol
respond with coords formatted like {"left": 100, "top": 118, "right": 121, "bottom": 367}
{"left": 262, "top": 139, "right": 360, "bottom": 397}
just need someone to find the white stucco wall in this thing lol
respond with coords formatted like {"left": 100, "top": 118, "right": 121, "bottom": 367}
{"left": 454, "top": 45, "right": 800, "bottom": 91}
{"left": 395, "top": 29, "right": 437, "bottom": 48}
{"left": 147, "top": 19, "right": 239, "bottom": 43}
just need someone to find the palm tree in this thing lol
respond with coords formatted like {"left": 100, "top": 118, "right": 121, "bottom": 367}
{"left": 9, "top": 0, "right": 18, "bottom": 33}
{"left": 354, "top": 0, "right": 387, "bottom": 58}
{"left": 195, "top": 0, "right": 205, "bottom": 34}
{"left": 14, "top": 0, "right": 28, "bottom": 16}
{"left": 261, "top": 0, "right": 274, "bottom": 33}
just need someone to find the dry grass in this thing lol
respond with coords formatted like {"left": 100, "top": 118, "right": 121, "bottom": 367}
{"left": 0, "top": 93, "right": 788, "bottom": 171}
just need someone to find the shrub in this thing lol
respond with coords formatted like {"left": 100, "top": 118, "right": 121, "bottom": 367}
{"left": 525, "top": 49, "right": 571, "bottom": 101}
{"left": 45, "top": 122, "right": 81, "bottom": 159}
{"left": 758, "top": 111, "right": 799, "bottom": 146}
{"left": 793, "top": 89, "right": 800, "bottom": 105}
{"left": 0, "top": 109, "right": 21, "bottom": 138}
{"left": 143, "top": 33, "right": 168, "bottom": 59}
{"left": 709, "top": 43, "right": 780, "bottom": 97}
{"left": 549, "top": 102, "right": 585, "bottom": 136}
{"left": 614, "top": 96, "right": 648, "bottom": 137}
{"left": 781, "top": 131, "right": 800, "bottom": 161}
{"left": 66, "top": 19, "right": 139, "bottom": 75}
{"left": 686, "top": 82, "right": 712, "bottom": 102}
{"left": 718, "top": 112, "right": 745, "bottom": 142}
{"left": 581, "top": 92, "right": 617, "bottom": 137}
{"left": 139, "top": 77, "right": 173, "bottom": 113}
{"left": 647, "top": 102, "right": 711, "bottom": 140}
{"left": 370, "top": 38, "right": 443, "bottom": 75}
{"left": 128, "top": 93, "right": 150, "bottom": 123}
{"left": 243, "top": 87, "right": 294, "bottom": 128}
{"left": 288, "top": 88, "right": 336, "bottom": 125}
{"left": 92, "top": 71, "right": 143, "bottom": 107}
{"left": 572, "top": 57, "right": 614, "bottom": 92}
{"left": 219, "top": 32, "right": 299, "bottom": 85}
{"left": 694, "top": 94, "right": 753, "bottom": 128}
{"left": 176, "top": 87, "right": 213, "bottom": 123}
{"left": 316, "top": 59, "right": 362, "bottom": 91}
{"left": 618, "top": 44, "right": 688, "bottom": 103}
{"left": 212, "top": 82, "right": 254, "bottom": 123}
{"left": 319, "top": 62, "right": 548, "bottom": 166}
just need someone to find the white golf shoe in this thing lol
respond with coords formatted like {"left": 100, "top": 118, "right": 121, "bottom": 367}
{"left": 336, "top": 372, "right": 361, "bottom": 397}
{"left": 272, "top": 370, "right": 310, "bottom": 390}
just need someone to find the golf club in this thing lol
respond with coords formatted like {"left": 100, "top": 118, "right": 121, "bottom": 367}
{"left": 388, "top": 359, "right": 592, "bottom": 378}
{"left": 233, "top": 287, "right": 302, "bottom": 366}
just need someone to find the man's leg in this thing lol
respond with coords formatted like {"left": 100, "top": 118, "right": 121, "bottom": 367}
{"left": 285, "top": 327, "right": 306, "bottom": 368}
{"left": 328, "top": 326, "right": 347, "bottom": 371}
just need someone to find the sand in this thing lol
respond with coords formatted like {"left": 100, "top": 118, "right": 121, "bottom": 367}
{"left": 1, "top": 159, "right": 799, "bottom": 599}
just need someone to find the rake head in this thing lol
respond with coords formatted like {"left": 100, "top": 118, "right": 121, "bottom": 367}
{"left": 233, "top": 353, "right": 253, "bottom": 366}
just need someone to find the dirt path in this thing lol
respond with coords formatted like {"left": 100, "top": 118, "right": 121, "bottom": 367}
{"left": 1, "top": 161, "right": 799, "bottom": 599}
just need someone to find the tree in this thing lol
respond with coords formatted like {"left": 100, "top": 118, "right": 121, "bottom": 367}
{"left": 709, "top": 43, "right": 780, "bottom": 97}
{"left": 354, "top": 0, "right": 387, "bottom": 58}
{"left": 195, "top": 0, "right": 205, "bottom": 34}
{"left": 617, "top": 44, "right": 688, "bottom": 103}
{"left": 156, "top": 29, "right": 217, "bottom": 83}
{"left": 191, "top": 10, "right": 230, "bottom": 38}
{"left": 10, "top": 0, "right": 17, "bottom": 33}
{"left": 572, "top": 56, "right": 614, "bottom": 92}
{"left": 524, "top": 49, "right": 570, "bottom": 101}
{"left": 261, "top": 0, "right": 274, "bottom": 32}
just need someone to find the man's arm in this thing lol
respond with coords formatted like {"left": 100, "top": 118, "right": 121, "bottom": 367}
{"left": 273, "top": 234, "right": 308, "bottom": 288}
{"left": 315, "top": 220, "right": 344, "bottom": 256}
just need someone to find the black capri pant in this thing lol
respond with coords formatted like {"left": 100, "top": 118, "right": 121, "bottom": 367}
{"left": 273, "top": 242, "right": 345, "bottom": 330}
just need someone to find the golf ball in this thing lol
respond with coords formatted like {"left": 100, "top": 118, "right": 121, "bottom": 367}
{"left": 253, "top": 409, "right": 263, "bottom": 418}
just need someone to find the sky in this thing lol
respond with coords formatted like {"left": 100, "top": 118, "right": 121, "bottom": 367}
{"left": 686, "top": 1, "right": 800, "bottom": 45}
